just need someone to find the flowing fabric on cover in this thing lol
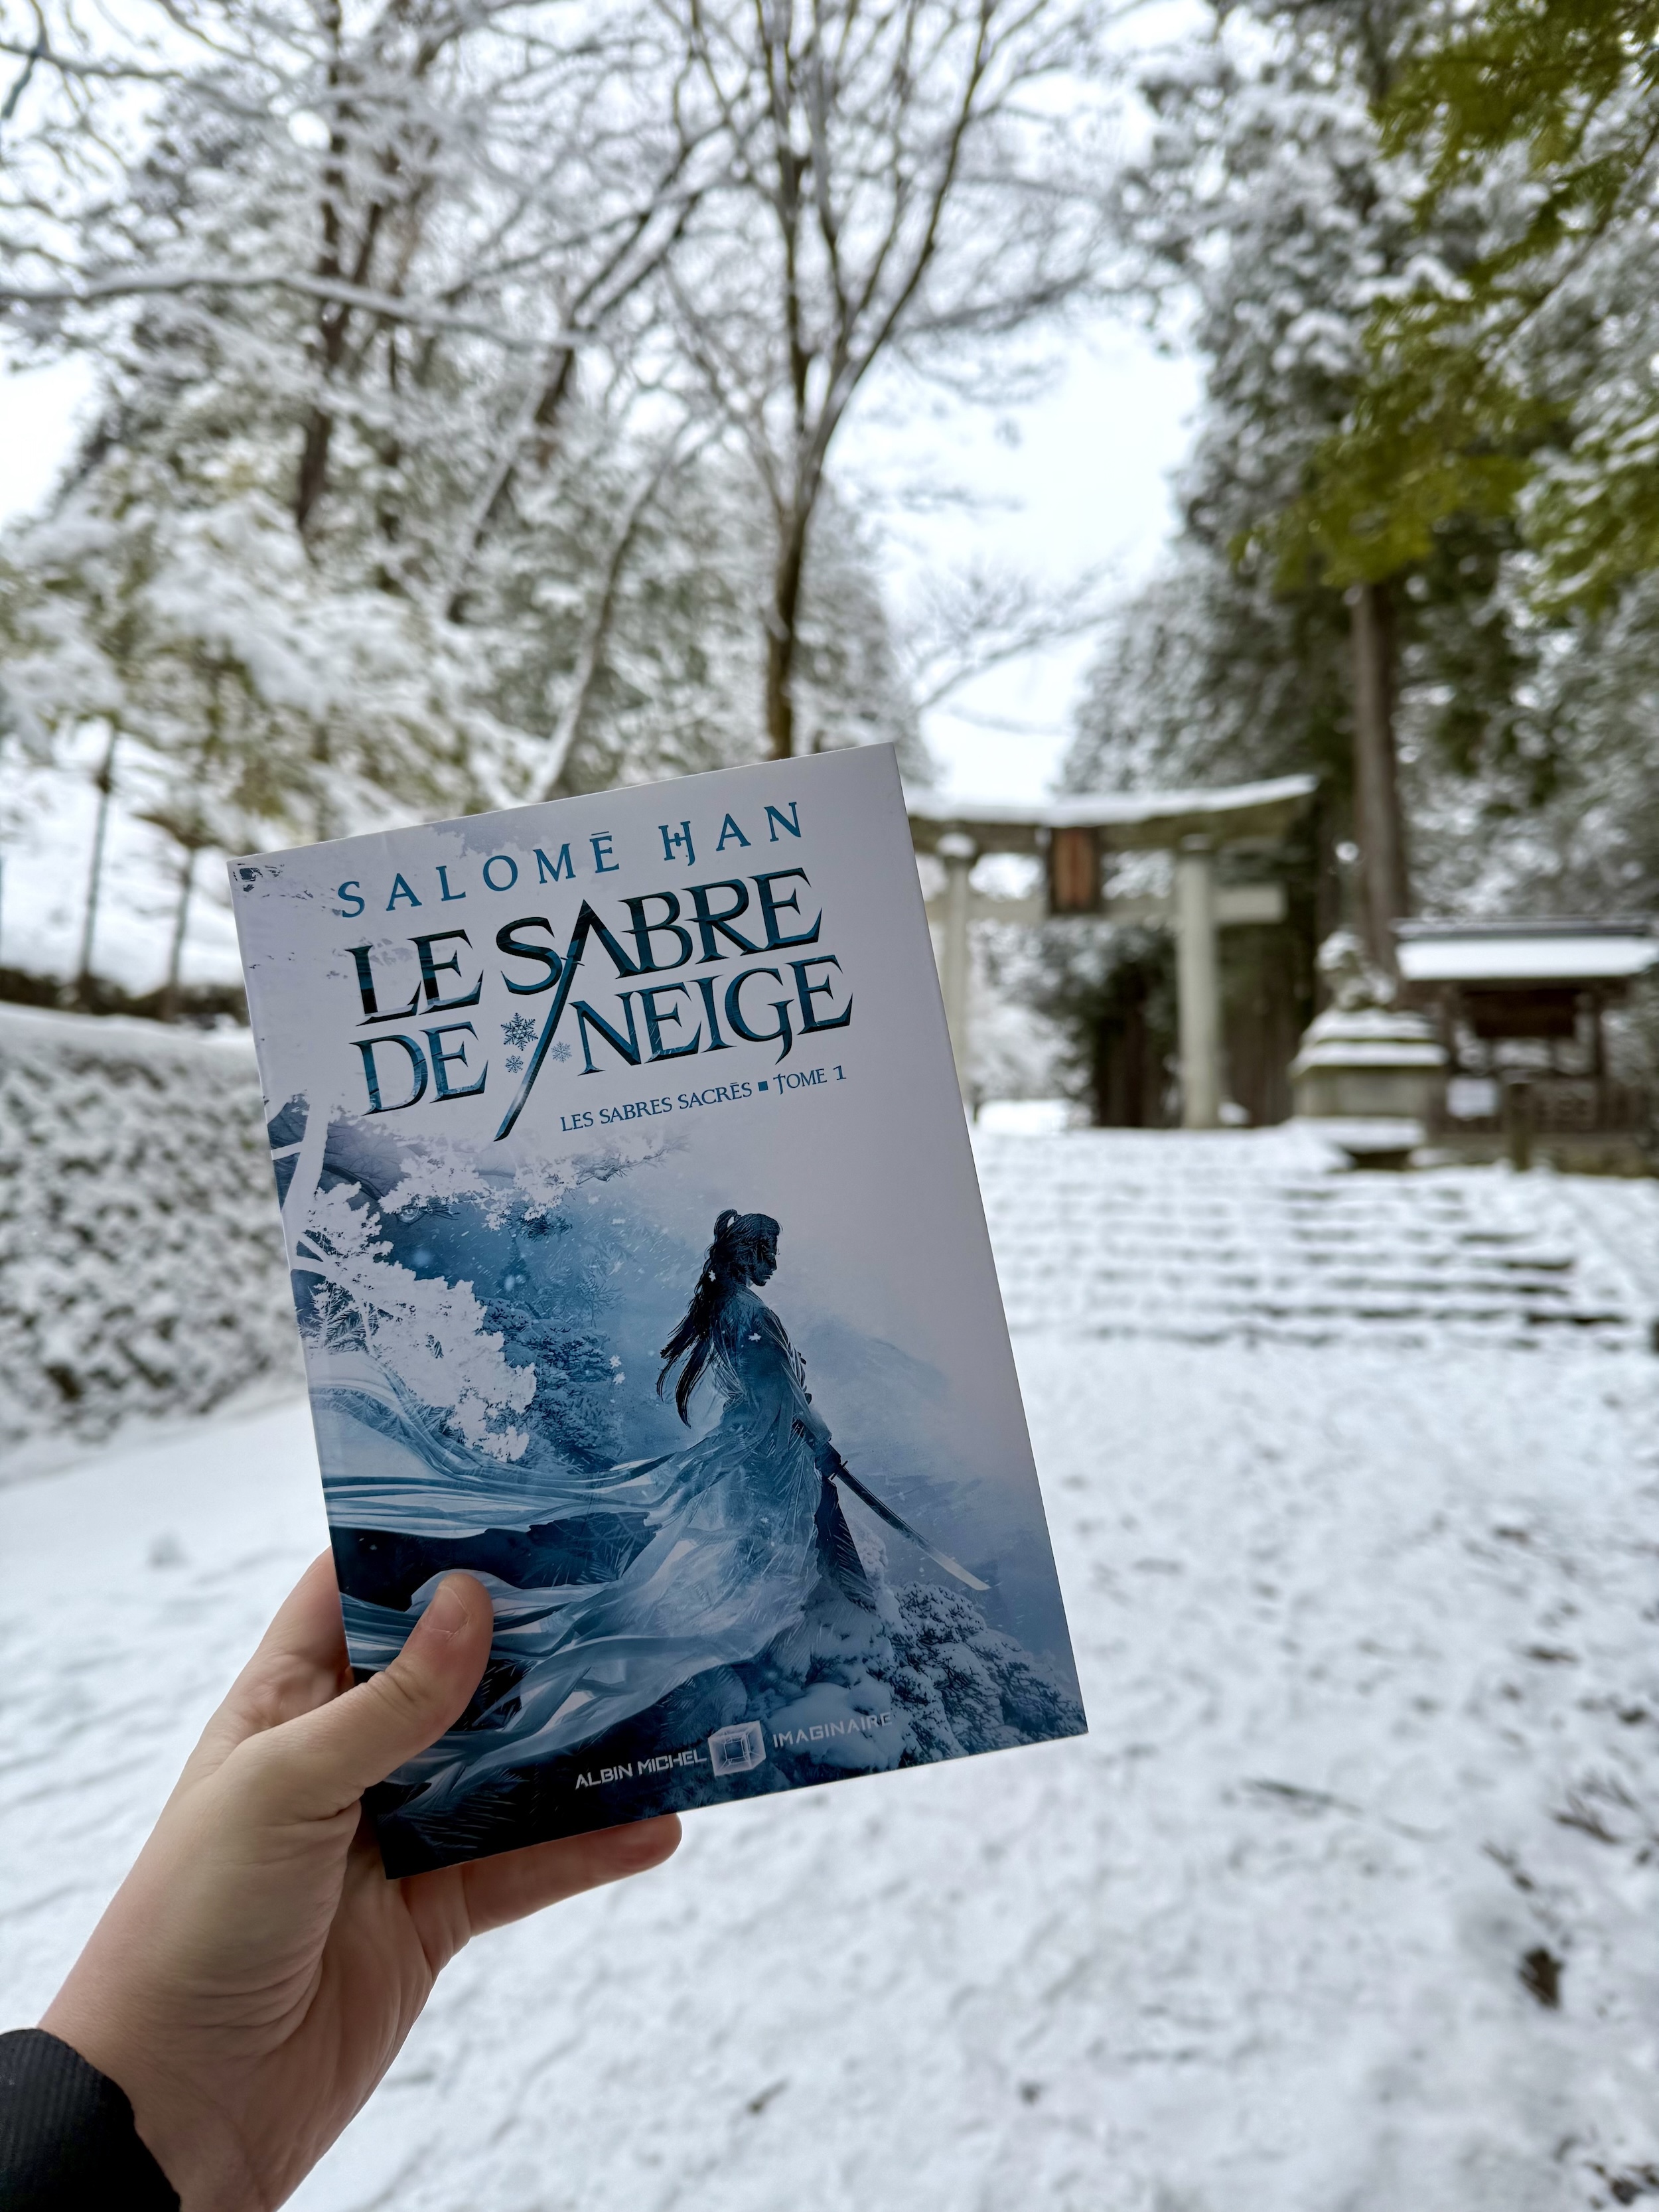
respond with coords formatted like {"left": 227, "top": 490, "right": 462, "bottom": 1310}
{"left": 324, "top": 1286, "right": 871, "bottom": 1803}
{"left": 310, "top": 1350, "right": 680, "bottom": 1534}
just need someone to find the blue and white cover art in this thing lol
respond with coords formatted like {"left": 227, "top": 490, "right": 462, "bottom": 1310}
{"left": 232, "top": 746, "right": 1084, "bottom": 1874}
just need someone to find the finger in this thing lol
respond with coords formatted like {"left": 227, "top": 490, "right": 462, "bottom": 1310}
{"left": 230, "top": 1554, "right": 352, "bottom": 1723}
{"left": 243, "top": 1572, "right": 494, "bottom": 1820}
{"left": 454, "top": 1814, "right": 682, "bottom": 1938}
{"left": 182, "top": 1554, "right": 351, "bottom": 1781}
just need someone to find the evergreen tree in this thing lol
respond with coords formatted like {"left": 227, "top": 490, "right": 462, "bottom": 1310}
{"left": 1289, "top": 0, "right": 1659, "bottom": 613}
{"left": 1280, "top": 0, "right": 1659, "bottom": 919}
{"left": 1076, "top": 5, "right": 1574, "bottom": 978}
{"left": 1078, "top": 0, "right": 1556, "bottom": 928}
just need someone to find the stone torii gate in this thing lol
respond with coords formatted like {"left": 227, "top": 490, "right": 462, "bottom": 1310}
{"left": 908, "top": 774, "right": 1317, "bottom": 1129}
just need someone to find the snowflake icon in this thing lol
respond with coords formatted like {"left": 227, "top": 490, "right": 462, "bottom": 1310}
{"left": 549, "top": 1040, "right": 572, "bottom": 1063}
{"left": 504, "top": 1053, "right": 524, "bottom": 1074}
{"left": 500, "top": 1013, "right": 538, "bottom": 1050}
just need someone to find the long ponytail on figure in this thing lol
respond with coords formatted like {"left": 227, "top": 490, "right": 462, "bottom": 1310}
{"left": 658, "top": 1209, "right": 778, "bottom": 1423}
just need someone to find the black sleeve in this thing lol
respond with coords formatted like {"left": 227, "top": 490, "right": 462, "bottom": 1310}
{"left": 0, "top": 2029, "right": 179, "bottom": 2210}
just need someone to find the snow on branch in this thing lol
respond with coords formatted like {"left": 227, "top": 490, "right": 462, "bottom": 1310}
{"left": 0, "top": 266, "right": 575, "bottom": 348}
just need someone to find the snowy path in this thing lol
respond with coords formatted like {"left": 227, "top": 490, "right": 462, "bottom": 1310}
{"left": 5, "top": 1309, "right": 1659, "bottom": 2209}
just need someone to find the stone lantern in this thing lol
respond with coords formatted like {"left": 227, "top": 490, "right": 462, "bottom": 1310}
{"left": 1289, "top": 930, "right": 1446, "bottom": 1124}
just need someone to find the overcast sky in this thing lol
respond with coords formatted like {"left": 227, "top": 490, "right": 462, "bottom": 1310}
{"left": 866, "top": 325, "right": 1198, "bottom": 800}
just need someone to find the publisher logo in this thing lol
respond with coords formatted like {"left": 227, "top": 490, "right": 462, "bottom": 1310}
{"left": 707, "top": 1720, "right": 766, "bottom": 1777}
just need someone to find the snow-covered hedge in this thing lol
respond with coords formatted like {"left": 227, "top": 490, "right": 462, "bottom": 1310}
{"left": 0, "top": 1005, "right": 299, "bottom": 1466}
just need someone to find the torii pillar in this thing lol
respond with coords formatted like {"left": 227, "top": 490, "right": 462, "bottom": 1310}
{"left": 1175, "top": 837, "right": 1222, "bottom": 1130}
{"left": 935, "top": 831, "right": 977, "bottom": 1091}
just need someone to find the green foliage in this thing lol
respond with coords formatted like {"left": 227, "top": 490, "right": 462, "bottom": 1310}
{"left": 1273, "top": 346, "right": 1548, "bottom": 590}
{"left": 1387, "top": 0, "right": 1659, "bottom": 210}
{"left": 1289, "top": 0, "right": 1659, "bottom": 610}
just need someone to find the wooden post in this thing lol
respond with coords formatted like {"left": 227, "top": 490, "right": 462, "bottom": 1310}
{"left": 1175, "top": 837, "right": 1222, "bottom": 1130}
{"left": 1504, "top": 1076, "right": 1534, "bottom": 1172}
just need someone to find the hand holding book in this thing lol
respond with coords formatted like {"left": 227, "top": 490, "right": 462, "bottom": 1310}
{"left": 38, "top": 1557, "right": 678, "bottom": 2209}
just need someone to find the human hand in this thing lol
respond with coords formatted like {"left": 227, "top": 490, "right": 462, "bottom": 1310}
{"left": 41, "top": 1554, "right": 680, "bottom": 2210}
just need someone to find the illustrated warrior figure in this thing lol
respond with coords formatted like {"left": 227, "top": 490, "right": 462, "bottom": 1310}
{"left": 340, "top": 1209, "right": 980, "bottom": 1806}
{"left": 652, "top": 1207, "right": 879, "bottom": 1620}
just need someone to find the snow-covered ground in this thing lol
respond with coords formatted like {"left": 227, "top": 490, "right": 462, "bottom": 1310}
{"left": 4, "top": 1135, "right": 1659, "bottom": 2210}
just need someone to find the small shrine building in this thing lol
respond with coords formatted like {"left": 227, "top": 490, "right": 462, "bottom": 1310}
{"left": 1397, "top": 919, "right": 1658, "bottom": 1166}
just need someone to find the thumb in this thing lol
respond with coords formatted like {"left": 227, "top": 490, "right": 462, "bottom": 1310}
{"left": 246, "top": 1573, "right": 494, "bottom": 1820}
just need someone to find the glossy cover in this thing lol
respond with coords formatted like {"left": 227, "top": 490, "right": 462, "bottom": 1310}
{"left": 232, "top": 745, "right": 1084, "bottom": 1874}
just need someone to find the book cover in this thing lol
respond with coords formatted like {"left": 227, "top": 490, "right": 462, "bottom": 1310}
{"left": 231, "top": 745, "right": 1085, "bottom": 1874}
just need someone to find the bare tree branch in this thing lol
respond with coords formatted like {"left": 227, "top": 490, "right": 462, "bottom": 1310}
{"left": 539, "top": 431, "right": 699, "bottom": 798}
{"left": 902, "top": 558, "right": 1117, "bottom": 711}
{"left": 664, "top": 0, "right": 1116, "bottom": 757}
{"left": 0, "top": 265, "right": 577, "bottom": 347}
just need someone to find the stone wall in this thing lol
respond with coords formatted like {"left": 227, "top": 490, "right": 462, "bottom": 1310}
{"left": 0, "top": 1005, "right": 299, "bottom": 1471}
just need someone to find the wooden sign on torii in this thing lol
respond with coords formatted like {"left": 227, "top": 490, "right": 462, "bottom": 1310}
{"left": 908, "top": 774, "right": 1318, "bottom": 1129}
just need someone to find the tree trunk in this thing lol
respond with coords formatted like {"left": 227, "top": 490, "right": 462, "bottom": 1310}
{"left": 74, "top": 725, "right": 119, "bottom": 1009}
{"left": 294, "top": 406, "right": 336, "bottom": 534}
{"left": 160, "top": 845, "right": 196, "bottom": 1024}
{"left": 540, "top": 450, "right": 674, "bottom": 800}
{"left": 1349, "top": 579, "right": 1409, "bottom": 978}
{"left": 445, "top": 346, "right": 577, "bottom": 621}
{"left": 765, "top": 514, "right": 809, "bottom": 761}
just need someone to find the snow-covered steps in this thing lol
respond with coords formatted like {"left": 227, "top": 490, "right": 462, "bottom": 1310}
{"left": 975, "top": 1127, "right": 1659, "bottom": 1353}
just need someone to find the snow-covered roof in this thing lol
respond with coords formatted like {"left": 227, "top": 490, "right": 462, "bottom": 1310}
{"left": 1396, "top": 921, "right": 1658, "bottom": 986}
{"left": 906, "top": 774, "right": 1317, "bottom": 854}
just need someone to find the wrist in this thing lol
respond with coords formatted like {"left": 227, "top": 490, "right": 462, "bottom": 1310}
{"left": 41, "top": 1989, "right": 252, "bottom": 2211}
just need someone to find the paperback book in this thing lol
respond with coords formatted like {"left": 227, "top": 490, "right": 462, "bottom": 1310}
{"left": 232, "top": 745, "right": 1084, "bottom": 1874}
